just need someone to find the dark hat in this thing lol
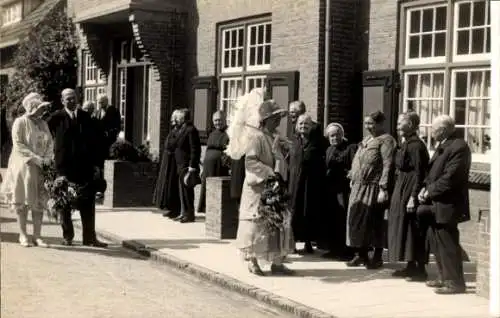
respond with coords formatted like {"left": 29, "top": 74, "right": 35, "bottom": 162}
{"left": 182, "top": 169, "right": 201, "bottom": 188}
{"left": 93, "top": 178, "right": 107, "bottom": 193}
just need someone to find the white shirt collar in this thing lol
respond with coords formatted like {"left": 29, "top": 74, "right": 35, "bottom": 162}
{"left": 65, "top": 108, "right": 77, "bottom": 119}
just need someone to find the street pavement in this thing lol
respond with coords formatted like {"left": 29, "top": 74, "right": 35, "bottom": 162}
{"left": 0, "top": 209, "right": 292, "bottom": 318}
{"left": 91, "top": 208, "right": 490, "bottom": 318}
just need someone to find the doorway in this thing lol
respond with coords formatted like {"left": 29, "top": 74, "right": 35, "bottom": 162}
{"left": 117, "top": 65, "right": 150, "bottom": 147}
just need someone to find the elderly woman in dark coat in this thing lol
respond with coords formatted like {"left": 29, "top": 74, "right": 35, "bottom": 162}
{"left": 388, "top": 112, "right": 430, "bottom": 281}
{"left": 347, "top": 111, "right": 396, "bottom": 269}
{"left": 197, "top": 111, "right": 230, "bottom": 213}
{"left": 289, "top": 114, "right": 327, "bottom": 254}
{"left": 321, "top": 123, "right": 358, "bottom": 260}
{"left": 153, "top": 110, "right": 181, "bottom": 218}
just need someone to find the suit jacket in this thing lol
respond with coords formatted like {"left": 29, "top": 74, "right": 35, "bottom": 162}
{"left": 47, "top": 109, "right": 99, "bottom": 184}
{"left": 424, "top": 135, "right": 471, "bottom": 224}
{"left": 95, "top": 106, "right": 121, "bottom": 148}
{"left": 174, "top": 122, "right": 201, "bottom": 174}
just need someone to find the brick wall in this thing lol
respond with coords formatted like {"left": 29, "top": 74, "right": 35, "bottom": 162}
{"left": 476, "top": 208, "right": 490, "bottom": 298}
{"left": 460, "top": 189, "right": 490, "bottom": 262}
{"left": 368, "top": 0, "right": 398, "bottom": 70}
{"left": 194, "top": 0, "right": 322, "bottom": 119}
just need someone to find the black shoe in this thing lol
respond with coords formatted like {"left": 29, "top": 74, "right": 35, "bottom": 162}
{"left": 83, "top": 240, "right": 108, "bottom": 248}
{"left": 304, "top": 242, "right": 314, "bottom": 254}
{"left": 406, "top": 271, "right": 428, "bottom": 282}
{"left": 434, "top": 284, "right": 466, "bottom": 295}
{"left": 270, "top": 264, "right": 295, "bottom": 276}
{"left": 173, "top": 215, "right": 183, "bottom": 221}
{"left": 162, "top": 211, "right": 179, "bottom": 219}
{"left": 426, "top": 279, "right": 444, "bottom": 288}
{"left": 179, "top": 216, "right": 195, "bottom": 223}
{"left": 346, "top": 255, "right": 366, "bottom": 267}
{"left": 392, "top": 267, "right": 414, "bottom": 278}
{"left": 365, "top": 258, "right": 384, "bottom": 270}
{"left": 61, "top": 239, "right": 73, "bottom": 246}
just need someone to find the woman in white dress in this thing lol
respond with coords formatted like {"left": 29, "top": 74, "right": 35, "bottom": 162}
{"left": 1, "top": 92, "right": 54, "bottom": 247}
{"left": 225, "top": 88, "right": 294, "bottom": 276}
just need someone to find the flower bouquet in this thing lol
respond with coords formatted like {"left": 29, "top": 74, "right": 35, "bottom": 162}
{"left": 255, "top": 173, "right": 289, "bottom": 232}
{"left": 41, "top": 161, "right": 80, "bottom": 223}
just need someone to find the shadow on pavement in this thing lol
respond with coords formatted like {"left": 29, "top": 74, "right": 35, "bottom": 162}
{"left": 129, "top": 238, "right": 230, "bottom": 251}
{"left": 50, "top": 245, "right": 147, "bottom": 260}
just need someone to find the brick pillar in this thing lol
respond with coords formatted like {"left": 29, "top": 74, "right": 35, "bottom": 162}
{"left": 205, "top": 177, "right": 239, "bottom": 240}
{"left": 476, "top": 209, "right": 490, "bottom": 298}
{"left": 129, "top": 10, "right": 188, "bottom": 154}
{"left": 489, "top": 1, "right": 500, "bottom": 315}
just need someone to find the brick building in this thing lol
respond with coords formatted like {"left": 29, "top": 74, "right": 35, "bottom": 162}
{"left": 67, "top": 0, "right": 366, "bottom": 155}
{"left": 68, "top": 0, "right": 493, "bottom": 300}
{"left": 367, "top": 0, "right": 492, "bottom": 299}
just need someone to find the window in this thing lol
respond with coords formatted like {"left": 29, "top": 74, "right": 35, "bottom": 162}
{"left": 401, "top": 0, "right": 491, "bottom": 161}
{"left": 82, "top": 52, "right": 106, "bottom": 104}
{"left": 403, "top": 71, "right": 445, "bottom": 150}
{"left": 218, "top": 19, "right": 271, "bottom": 118}
{"left": 453, "top": 0, "right": 491, "bottom": 61}
{"left": 405, "top": 5, "right": 447, "bottom": 64}
{"left": 451, "top": 68, "right": 490, "bottom": 156}
{"left": 2, "top": 2, "right": 22, "bottom": 26}
{"left": 118, "top": 68, "right": 127, "bottom": 126}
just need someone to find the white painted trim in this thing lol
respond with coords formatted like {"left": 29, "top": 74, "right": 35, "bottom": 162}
{"left": 489, "top": 1, "right": 500, "bottom": 316}
{"left": 245, "top": 22, "right": 271, "bottom": 71}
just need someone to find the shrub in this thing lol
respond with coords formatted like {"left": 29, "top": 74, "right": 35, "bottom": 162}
{"left": 109, "top": 140, "right": 151, "bottom": 162}
{"left": 3, "top": 4, "right": 78, "bottom": 124}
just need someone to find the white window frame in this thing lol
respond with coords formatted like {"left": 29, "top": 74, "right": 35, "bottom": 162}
{"left": 219, "top": 77, "right": 243, "bottom": 118}
{"left": 452, "top": 0, "right": 491, "bottom": 62}
{"left": 405, "top": 4, "right": 448, "bottom": 65}
{"left": 1, "top": 2, "right": 22, "bottom": 26}
{"left": 450, "top": 67, "right": 491, "bottom": 162}
{"left": 402, "top": 70, "right": 447, "bottom": 150}
{"left": 221, "top": 27, "right": 245, "bottom": 74}
{"left": 118, "top": 68, "right": 127, "bottom": 121}
{"left": 245, "top": 75, "right": 267, "bottom": 93}
{"left": 246, "top": 22, "right": 272, "bottom": 72}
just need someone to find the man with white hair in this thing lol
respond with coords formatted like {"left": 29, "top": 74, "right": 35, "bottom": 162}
{"left": 48, "top": 88, "right": 107, "bottom": 248}
{"left": 417, "top": 114, "right": 471, "bottom": 295}
{"left": 95, "top": 94, "right": 121, "bottom": 154}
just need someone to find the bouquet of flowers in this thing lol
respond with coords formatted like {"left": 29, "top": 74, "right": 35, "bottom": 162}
{"left": 41, "top": 161, "right": 79, "bottom": 223}
{"left": 256, "top": 174, "right": 289, "bottom": 232}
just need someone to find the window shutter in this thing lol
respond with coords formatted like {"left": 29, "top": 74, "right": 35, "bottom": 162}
{"left": 192, "top": 76, "right": 218, "bottom": 144}
{"left": 264, "top": 71, "right": 300, "bottom": 138}
{"left": 362, "top": 70, "right": 401, "bottom": 138}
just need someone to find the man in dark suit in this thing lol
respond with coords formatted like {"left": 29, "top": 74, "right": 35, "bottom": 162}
{"left": 173, "top": 108, "right": 201, "bottom": 223}
{"left": 48, "top": 88, "right": 107, "bottom": 247}
{"left": 417, "top": 115, "right": 471, "bottom": 294}
{"left": 95, "top": 94, "right": 121, "bottom": 162}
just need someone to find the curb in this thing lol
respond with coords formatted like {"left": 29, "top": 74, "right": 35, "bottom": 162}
{"left": 80, "top": 224, "right": 337, "bottom": 318}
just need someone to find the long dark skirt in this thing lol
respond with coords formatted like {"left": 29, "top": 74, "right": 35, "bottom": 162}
{"left": 320, "top": 185, "right": 350, "bottom": 253}
{"left": 346, "top": 182, "right": 385, "bottom": 248}
{"left": 388, "top": 171, "right": 429, "bottom": 263}
{"left": 152, "top": 151, "right": 180, "bottom": 213}
{"left": 197, "top": 150, "right": 229, "bottom": 212}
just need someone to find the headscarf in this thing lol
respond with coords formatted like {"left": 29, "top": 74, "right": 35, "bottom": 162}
{"left": 325, "top": 122, "right": 347, "bottom": 142}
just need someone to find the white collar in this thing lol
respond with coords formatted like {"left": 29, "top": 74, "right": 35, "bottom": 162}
{"left": 65, "top": 108, "right": 77, "bottom": 119}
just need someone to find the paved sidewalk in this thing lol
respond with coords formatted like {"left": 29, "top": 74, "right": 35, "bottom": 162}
{"left": 93, "top": 208, "right": 489, "bottom": 318}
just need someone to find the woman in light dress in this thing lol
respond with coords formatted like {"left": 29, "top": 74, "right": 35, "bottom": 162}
{"left": 1, "top": 92, "right": 54, "bottom": 247}
{"left": 225, "top": 88, "right": 294, "bottom": 276}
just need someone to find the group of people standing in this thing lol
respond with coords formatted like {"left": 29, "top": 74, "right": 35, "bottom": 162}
{"left": 1, "top": 89, "right": 121, "bottom": 248}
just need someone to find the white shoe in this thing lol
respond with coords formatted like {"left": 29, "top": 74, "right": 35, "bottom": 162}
{"left": 19, "top": 235, "right": 30, "bottom": 247}
{"left": 33, "top": 238, "right": 49, "bottom": 248}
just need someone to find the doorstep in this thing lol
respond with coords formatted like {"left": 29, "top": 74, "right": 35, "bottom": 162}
{"left": 92, "top": 210, "right": 489, "bottom": 318}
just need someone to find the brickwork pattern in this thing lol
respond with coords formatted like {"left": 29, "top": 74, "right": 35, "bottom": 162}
{"left": 103, "top": 160, "right": 159, "bottom": 208}
{"left": 459, "top": 189, "right": 490, "bottom": 262}
{"left": 205, "top": 177, "right": 239, "bottom": 240}
{"left": 368, "top": 0, "right": 399, "bottom": 70}
{"left": 476, "top": 208, "right": 490, "bottom": 298}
